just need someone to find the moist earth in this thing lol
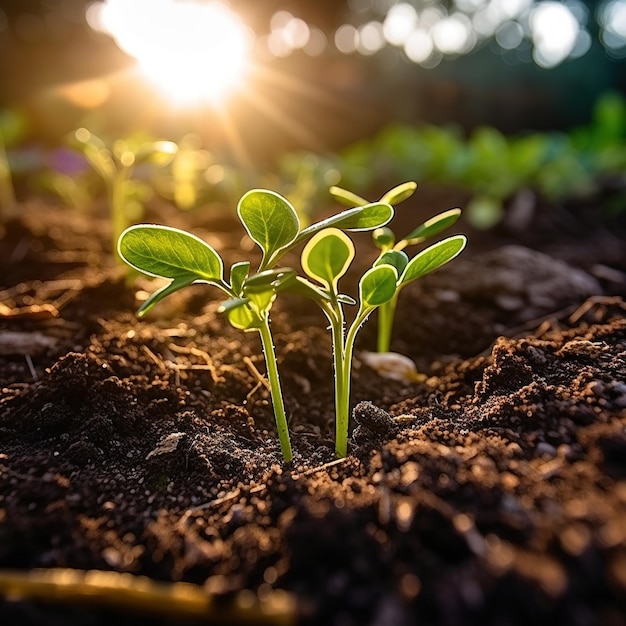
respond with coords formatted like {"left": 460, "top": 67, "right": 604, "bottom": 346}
{"left": 1, "top": 195, "right": 626, "bottom": 625}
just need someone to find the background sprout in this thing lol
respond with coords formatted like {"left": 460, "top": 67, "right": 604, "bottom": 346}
{"left": 72, "top": 128, "right": 177, "bottom": 257}
{"left": 0, "top": 109, "right": 27, "bottom": 217}
{"left": 330, "top": 181, "right": 463, "bottom": 353}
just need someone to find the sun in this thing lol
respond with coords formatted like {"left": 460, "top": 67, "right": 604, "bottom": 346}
{"left": 89, "top": 0, "right": 253, "bottom": 106}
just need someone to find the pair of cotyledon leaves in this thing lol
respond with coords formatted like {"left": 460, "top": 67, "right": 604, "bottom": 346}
{"left": 118, "top": 188, "right": 466, "bottom": 319}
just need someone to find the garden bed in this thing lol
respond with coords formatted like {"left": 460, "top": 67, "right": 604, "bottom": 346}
{"left": 1, "top": 192, "right": 626, "bottom": 625}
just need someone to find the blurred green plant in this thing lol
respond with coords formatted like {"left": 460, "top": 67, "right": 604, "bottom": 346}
{"left": 283, "top": 91, "right": 626, "bottom": 230}
{"left": 274, "top": 152, "right": 341, "bottom": 226}
{"left": 149, "top": 133, "right": 251, "bottom": 212}
{"left": 71, "top": 128, "right": 177, "bottom": 256}
{"left": 0, "top": 109, "right": 28, "bottom": 217}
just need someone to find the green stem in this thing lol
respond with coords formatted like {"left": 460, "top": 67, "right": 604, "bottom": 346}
{"left": 336, "top": 308, "right": 375, "bottom": 458}
{"left": 111, "top": 169, "right": 131, "bottom": 261}
{"left": 376, "top": 293, "right": 398, "bottom": 353}
{"left": 257, "top": 320, "right": 293, "bottom": 463}
{"left": 329, "top": 312, "right": 348, "bottom": 458}
{"left": 0, "top": 136, "right": 16, "bottom": 217}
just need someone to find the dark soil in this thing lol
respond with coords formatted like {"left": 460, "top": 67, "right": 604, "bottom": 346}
{"left": 1, "top": 192, "right": 626, "bottom": 626}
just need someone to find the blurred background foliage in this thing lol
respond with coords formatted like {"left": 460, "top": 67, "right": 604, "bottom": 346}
{"left": 0, "top": 0, "right": 625, "bottom": 227}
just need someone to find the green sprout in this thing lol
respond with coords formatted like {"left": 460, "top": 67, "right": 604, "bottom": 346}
{"left": 118, "top": 189, "right": 394, "bottom": 462}
{"left": 296, "top": 225, "right": 466, "bottom": 457}
{"left": 72, "top": 128, "right": 178, "bottom": 256}
{"left": 330, "top": 181, "right": 462, "bottom": 353}
{"left": 0, "top": 109, "right": 27, "bottom": 217}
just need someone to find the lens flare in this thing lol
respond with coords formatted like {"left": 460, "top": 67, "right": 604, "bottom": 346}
{"left": 88, "top": 0, "right": 252, "bottom": 106}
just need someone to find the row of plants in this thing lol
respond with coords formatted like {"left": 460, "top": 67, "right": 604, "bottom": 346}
{"left": 281, "top": 90, "right": 626, "bottom": 228}
{"left": 2, "top": 91, "right": 625, "bottom": 232}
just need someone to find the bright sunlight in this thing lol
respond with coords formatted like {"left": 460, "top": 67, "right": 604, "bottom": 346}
{"left": 87, "top": 0, "right": 253, "bottom": 106}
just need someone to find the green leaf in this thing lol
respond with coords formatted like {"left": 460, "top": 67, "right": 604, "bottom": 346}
{"left": 246, "top": 288, "right": 276, "bottom": 316}
{"left": 242, "top": 268, "right": 297, "bottom": 316}
{"left": 399, "top": 235, "right": 467, "bottom": 286}
{"left": 337, "top": 293, "right": 357, "bottom": 306}
{"left": 301, "top": 228, "right": 354, "bottom": 291}
{"left": 72, "top": 129, "right": 116, "bottom": 182}
{"left": 296, "top": 202, "right": 393, "bottom": 244}
{"left": 402, "top": 208, "right": 462, "bottom": 244}
{"left": 237, "top": 189, "right": 299, "bottom": 267}
{"left": 373, "top": 227, "right": 395, "bottom": 250}
{"left": 136, "top": 275, "right": 195, "bottom": 318}
{"left": 359, "top": 265, "right": 398, "bottom": 308}
{"left": 283, "top": 276, "right": 332, "bottom": 303}
{"left": 136, "top": 140, "right": 178, "bottom": 165}
{"left": 329, "top": 185, "right": 369, "bottom": 207}
{"left": 244, "top": 268, "right": 296, "bottom": 293}
{"left": 226, "top": 301, "right": 261, "bottom": 331}
{"left": 118, "top": 224, "right": 224, "bottom": 282}
{"left": 466, "top": 196, "right": 502, "bottom": 230}
{"left": 375, "top": 250, "right": 409, "bottom": 275}
{"left": 380, "top": 181, "right": 417, "bottom": 205}
{"left": 281, "top": 276, "right": 357, "bottom": 306}
{"left": 229, "top": 261, "right": 250, "bottom": 294}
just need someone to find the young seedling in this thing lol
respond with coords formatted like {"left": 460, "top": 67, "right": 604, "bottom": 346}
{"left": 118, "top": 189, "right": 394, "bottom": 462}
{"left": 330, "top": 181, "right": 462, "bottom": 353}
{"left": 0, "top": 109, "right": 27, "bottom": 217}
{"left": 296, "top": 226, "right": 466, "bottom": 457}
{"left": 72, "top": 128, "right": 178, "bottom": 257}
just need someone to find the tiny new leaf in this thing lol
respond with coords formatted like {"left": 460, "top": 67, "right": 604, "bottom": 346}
{"left": 359, "top": 264, "right": 398, "bottom": 308}
{"left": 403, "top": 208, "right": 462, "bottom": 245}
{"left": 399, "top": 235, "right": 467, "bottom": 286}
{"left": 380, "top": 181, "right": 418, "bottom": 205}
{"left": 296, "top": 202, "right": 394, "bottom": 245}
{"left": 329, "top": 185, "right": 369, "bottom": 207}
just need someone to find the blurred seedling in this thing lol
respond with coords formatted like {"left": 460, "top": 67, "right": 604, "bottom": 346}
{"left": 71, "top": 128, "right": 177, "bottom": 256}
{"left": 330, "top": 181, "right": 462, "bottom": 354}
{"left": 118, "top": 189, "right": 394, "bottom": 462}
{"left": 0, "top": 109, "right": 28, "bottom": 217}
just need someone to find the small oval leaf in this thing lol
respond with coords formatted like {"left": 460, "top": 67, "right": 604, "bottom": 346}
{"left": 226, "top": 302, "right": 260, "bottom": 331}
{"left": 400, "top": 235, "right": 467, "bottom": 286}
{"left": 329, "top": 185, "right": 369, "bottom": 208}
{"left": 138, "top": 140, "right": 178, "bottom": 165}
{"left": 373, "top": 226, "right": 395, "bottom": 250}
{"left": 136, "top": 275, "right": 195, "bottom": 318}
{"left": 359, "top": 264, "right": 398, "bottom": 308}
{"left": 237, "top": 189, "right": 299, "bottom": 266}
{"left": 375, "top": 250, "right": 409, "bottom": 275}
{"left": 328, "top": 202, "right": 394, "bottom": 231}
{"left": 229, "top": 261, "right": 250, "bottom": 294}
{"left": 296, "top": 202, "right": 393, "bottom": 245}
{"left": 380, "top": 181, "right": 417, "bottom": 205}
{"left": 301, "top": 228, "right": 355, "bottom": 291}
{"left": 118, "top": 224, "right": 223, "bottom": 282}
{"left": 403, "top": 208, "right": 462, "bottom": 245}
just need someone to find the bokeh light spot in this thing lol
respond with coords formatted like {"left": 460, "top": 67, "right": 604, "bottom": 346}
{"left": 530, "top": 2, "right": 580, "bottom": 67}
